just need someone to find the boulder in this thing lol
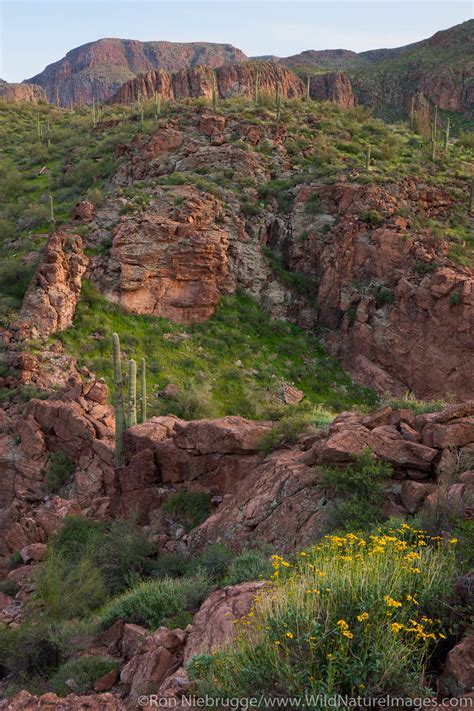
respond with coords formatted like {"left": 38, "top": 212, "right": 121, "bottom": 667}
{"left": 93, "top": 668, "right": 119, "bottom": 692}
{"left": 438, "top": 636, "right": 474, "bottom": 697}
{"left": 184, "top": 581, "right": 266, "bottom": 661}
{"left": 20, "top": 542, "right": 47, "bottom": 564}
{"left": 400, "top": 480, "right": 435, "bottom": 514}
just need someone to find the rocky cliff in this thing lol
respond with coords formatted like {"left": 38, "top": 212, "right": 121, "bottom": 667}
{"left": 0, "top": 79, "right": 47, "bottom": 104}
{"left": 25, "top": 38, "right": 247, "bottom": 106}
{"left": 109, "top": 62, "right": 306, "bottom": 104}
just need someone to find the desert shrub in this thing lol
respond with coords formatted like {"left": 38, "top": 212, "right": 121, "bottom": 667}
{"left": 449, "top": 291, "right": 461, "bottom": 306}
{"left": 457, "top": 131, "right": 474, "bottom": 149}
{"left": 6, "top": 551, "right": 22, "bottom": 570}
{"left": 0, "top": 217, "right": 16, "bottom": 242}
{"left": 48, "top": 516, "right": 105, "bottom": 564}
{"left": 1, "top": 624, "right": 59, "bottom": 680}
{"left": 152, "top": 553, "right": 191, "bottom": 579}
{"left": 99, "top": 575, "right": 211, "bottom": 630}
{"left": 190, "top": 525, "right": 457, "bottom": 698}
{"left": 0, "top": 580, "right": 19, "bottom": 597}
{"left": 323, "top": 449, "right": 392, "bottom": 531}
{"left": 258, "top": 412, "right": 314, "bottom": 454}
{"left": 305, "top": 193, "right": 322, "bottom": 214}
{"left": 360, "top": 209, "right": 384, "bottom": 227}
{"left": 34, "top": 551, "right": 108, "bottom": 621}
{"left": 164, "top": 381, "right": 217, "bottom": 420}
{"left": 17, "top": 203, "right": 51, "bottom": 230}
{"left": 162, "top": 491, "right": 211, "bottom": 531}
{"left": 49, "top": 656, "right": 118, "bottom": 697}
{"left": 92, "top": 518, "right": 154, "bottom": 593}
{"left": 374, "top": 285, "right": 395, "bottom": 308}
{"left": 222, "top": 550, "right": 273, "bottom": 586}
{"left": 0, "top": 161, "right": 23, "bottom": 200}
{"left": 44, "top": 452, "right": 75, "bottom": 494}
{"left": 191, "top": 544, "right": 233, "bottom": 582}
{"left": 0, "top": 258, "right": 36, "bottom": 304}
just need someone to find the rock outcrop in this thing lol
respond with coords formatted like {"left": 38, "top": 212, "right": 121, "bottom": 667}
{"left": 110, "top": 62, "right": 305, "bottom": 105}
{"left": 17, "top": 230, "right": 88, "bottom": 338}
{"left": 282, "top": 182, "right": 474, "bottom": 399}
{"left": 309, "top": 72, "right": 355, "bottom": 108}
{"left": 26, "top": 38, "right": 247, "bottom": 106}
{"left": 1, "top": 691, "right": 126, "bottom": 710}
{"left": 0, "top": 79, "right": 47, "bottom": 104}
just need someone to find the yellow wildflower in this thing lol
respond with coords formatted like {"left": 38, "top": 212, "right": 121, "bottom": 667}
{"left": 357, "top": 612, "right": 369, "bottom": 622}
{"left": 384, "top": 595, "right": 403, "bottom": 608}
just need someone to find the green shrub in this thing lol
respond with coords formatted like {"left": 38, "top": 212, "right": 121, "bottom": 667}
{"left": 360, "top": 209, "right": 384, "bottom": 227}
{"left": 374, "top": 285, "right": 395, "bottom": 308}
{"left": 449, "top": 291, "right": 461, "bottom": 306}
{"left": 48, "top": 516, "right": 105, "bottom": 564}
{"left": 152, "top": 553, "right": 191, "bottom": 579}
{"left": 49, "top": 656, "right": 118, "bottom": 697}
{"left": 1, "top": 624, "right": 59, "bottom": 680}
{"left": 164, "top": 381, "right": 218, "bottom": 420}
{"left": 35, "top": 551, "right": 108, "bottom": 621}
{"left": 258, "top": 413, "right": 314, "bottom": 454}
{"left": 454, "top": 520, "right": 474, "bottom": 571}
{"left": 323, "top": 449, "right": 392, "bottom": 531}
{"left": 92, "top": 518, "right": 154, "bottom": 593}
{"left": 222, "top": 550, "right": 273, "bottom": 586}
{"left": 0, "top": 580, "right": 18, "bottom": 597}
{"left": 162, "top": 492, "right": 211, "bottom": 531}
{"left": 99, "top": 575, "right": 211, "bottom": 630}
{"left": 191, "top": 544, "right": 233, "bottom": 582}
{"left": 44, "top": 452, "right": 75, "bottom": 494}
{"left": 6, "top": 551, "right": 22, "bottom": 570}
{"left": 190, "top": 526, "right": 457, "bottom": 698}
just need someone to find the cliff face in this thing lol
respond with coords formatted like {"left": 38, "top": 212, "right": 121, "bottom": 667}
{"left": 0, "top": 79, "right": 47, "bottom": 104}
{"left": 309, "top": 72, "right": 355, "bottom": 108}
{"left": 109, "top": 62, "right": 306, "bottom": 104}
{"left": 25, "top": 38, "right": 247, "bottom": 106}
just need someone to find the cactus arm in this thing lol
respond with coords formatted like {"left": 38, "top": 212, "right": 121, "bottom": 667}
{"left": 112, "top": 333, "right": 125, "bottom": 467}
{"left": 127, "top": 359, "right": 137, "bottom": 428}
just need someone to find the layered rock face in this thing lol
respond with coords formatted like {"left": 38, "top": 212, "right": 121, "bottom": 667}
{"left": 25, "top": 38, "right": 247, "bottom": 106}
{"left": 17, "top": 230, "right": 88, "bottom": 338}
{"left": 0, "top": 79, "right": 47, "bottom": 104}
{"left": 282, "top": 182, "right": 474, "bottom": 399}
{"left": 309, "top": 72, "right": 355, "bottom": 108}
{"left": 109, "top": 62, "right": 306, "bottom": 105}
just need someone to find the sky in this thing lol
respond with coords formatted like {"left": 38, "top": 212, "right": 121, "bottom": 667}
{"left": 0, "top": 0, "right": 472, "bottom": 83}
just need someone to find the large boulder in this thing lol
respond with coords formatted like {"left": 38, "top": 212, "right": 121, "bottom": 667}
{"left": 438, "top": 636, "right": 474, "bottom": 697}
{"left": 184, "top": 581, "right": 266, "bottom": 662}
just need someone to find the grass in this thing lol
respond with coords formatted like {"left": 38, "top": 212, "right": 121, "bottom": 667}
{"left": 55, "top": 282, "right": 377, "bottom": 420}
{"left": 162, "top": 492, "right": 211, "bottom": 532}
{"left": 44, "top": 452, "right": 75, "bottom": 494}
{"left": 189, "top": 525, "right": 458, "bottom": 699}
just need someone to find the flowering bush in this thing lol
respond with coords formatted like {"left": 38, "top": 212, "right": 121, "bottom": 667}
{"left": 189, "top": 525, "right": 457, "bottom": 698}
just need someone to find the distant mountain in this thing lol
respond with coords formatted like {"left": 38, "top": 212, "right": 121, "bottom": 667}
{"left": 25, "top": 38, "right": 247, "bottom": 106}
{"left": 0, "top": 78, "right": 47, "bottom": 104}
{"left": 278, "top": 20, "right": 474, "bottom": 117}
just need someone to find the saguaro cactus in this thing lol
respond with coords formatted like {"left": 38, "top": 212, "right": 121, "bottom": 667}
{"left": 365, "top": 144, "right": 371, "bottom": 173}
{"left": 49, "top": 195, "right": 55, "bottom": 223}
{"left": 431, "top": 137, "right": 436, "bottom": 161}
{"left": 444, "top": 117, "right": 450, "bottom": 151}
{"left": 140, "top": 357, "right": 147, "bottom": 424}
{"left": 306, "top": 75, "right": 311, "bottom": 101}
{"left": 470, "top": 179, "right": 474, "bottom": 215}
{"left": 112, "top": 333, "right": 125, "bottom": 467}
{"left": 254, "top": 66, "right": 260, "bottom": 105}
{"left": 127, "top": 359, "right": 137, "bottom": 428}
{"left": 154, "top": 91, "right": 161, "bottom": 118}
{"left": 433, "top": 105, "right": 438, "bottom": 141}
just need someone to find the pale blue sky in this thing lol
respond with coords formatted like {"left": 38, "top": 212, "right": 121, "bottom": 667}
{"left": 0, "top": 0, "right": 471, "bottom": 82}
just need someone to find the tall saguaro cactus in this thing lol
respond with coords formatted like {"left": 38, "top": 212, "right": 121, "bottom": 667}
{"left": 112, "top": 333, "right": 125, "bottom": 467}
{"left": 127, "top": 359, "right": 137, "bottom": 428}
{"left": 140, "top": 357, "right": 147, "bottom": 424}
{"left": 212, "top": 73, "right": 217, "bottom": 112}
{"left": 444, "top": 117, "right": 450, "bottom": 151}
{"left": 306, "top": 75, "right": 311, "bottom": 101}
{"left": 365, "top": 144, "right": 371, "bottom": 173}
{"left": 470, "top": 179, "right": 474, "bottom": 215}
{"left": 409, "top": 96, "right": 415, "bottom": 132}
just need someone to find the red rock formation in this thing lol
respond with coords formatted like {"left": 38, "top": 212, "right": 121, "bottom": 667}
{"left": 17, "top": 230, "right": 88, "bottom": 338}
{"left": 285, "top": 182, "right": 474, "bottom": 400}
{"left": 0, "top": 79, "right": 48, "bottom": 104}
{"left": 26, "top": 38, "right": 247, "bottom": 106}
{"left": 310, "top": 72, "right": 355, "bottom": 107}
{"left": 109, "top": 62, "right": 306, "bottom": 105}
